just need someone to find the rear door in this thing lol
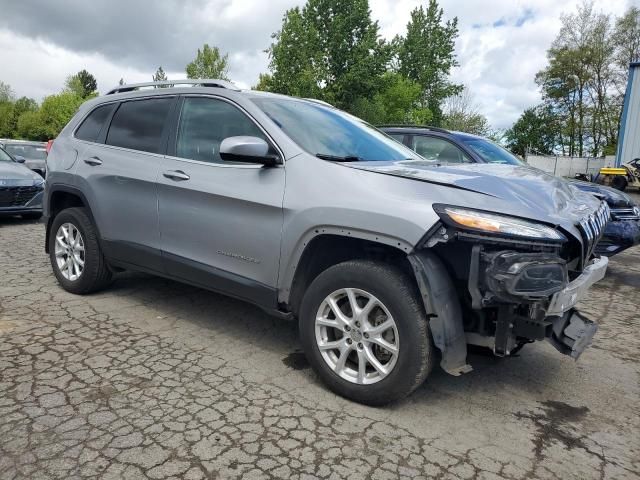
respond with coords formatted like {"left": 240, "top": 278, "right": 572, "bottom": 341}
{"left": 157, "top": 95, "right": 285, "bottom": 307}
{"left": 75, "top": 96, "right": 176, "bottom": 270}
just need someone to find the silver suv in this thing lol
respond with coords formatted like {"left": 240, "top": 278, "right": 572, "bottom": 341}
{"left": 44, "top": 79, "right": 609, "bottom": 405}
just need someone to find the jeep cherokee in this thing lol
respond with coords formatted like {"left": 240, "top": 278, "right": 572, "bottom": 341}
{"left": 44, "top": 80, "right": 609, "bottom": 405}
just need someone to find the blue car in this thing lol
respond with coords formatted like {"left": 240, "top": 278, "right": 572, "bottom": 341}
{"left": 0, "top": 145, "right": 44, "bottom": 220}
{"left": 380, "top": 125, "right": 640, "bottom": 256}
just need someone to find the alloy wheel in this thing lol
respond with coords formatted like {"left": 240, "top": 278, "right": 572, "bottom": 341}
{"left": 315, "top": 288, "right": 399, "bottom": 385}
{"left": 54, "top": 222, "right": 85, "bottom": 281}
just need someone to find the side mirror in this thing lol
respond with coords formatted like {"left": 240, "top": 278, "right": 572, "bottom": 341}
{"left": 219, "top": 136, "right": 279, "bottom": 167}
{"left": 14, "top": 155, "right": 26, "bottom": 163}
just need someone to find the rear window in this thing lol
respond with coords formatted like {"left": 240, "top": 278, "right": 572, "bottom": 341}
{"left": 106, "top": 98, "right": 173, "bottom": 154}
{"left": 75, "top": 103, "right": 116, "bottom": 142}
{"left": 4, "top": 144, "right": 47, "bottom": 160}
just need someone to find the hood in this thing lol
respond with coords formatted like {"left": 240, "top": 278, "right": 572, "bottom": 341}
{"left": 345, "top": 161, "right": 601, "bottom": 225}
{"left": 566, "top": 179, "right": 637, "bottom": 208}
{"left": 0, "top": 161, "right": 45, "bottom": 186}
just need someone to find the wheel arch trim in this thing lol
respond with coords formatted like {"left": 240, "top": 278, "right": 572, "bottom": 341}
{"left": 278, "top": 226, "right": 414, "bottom": 305}
{"left": 45, "top": 185, "right": 101, "bottom": 254}
{"left": 408, "top": 250, "right": 473, "bottom": 376}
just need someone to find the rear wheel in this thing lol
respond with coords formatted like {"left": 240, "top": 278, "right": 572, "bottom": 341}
{"left": 299, "top": 260, "right": 434, "bottom": 405}
{"left": 48, "top": 207, "right": 112, "bottom": 294}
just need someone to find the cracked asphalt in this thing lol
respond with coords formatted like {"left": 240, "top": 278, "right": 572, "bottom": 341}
{"left": 0, "top": 217, "right": 639, "bottom": 480}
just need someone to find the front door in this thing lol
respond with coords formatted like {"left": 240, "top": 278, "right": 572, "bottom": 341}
{"left": 157, "top": 96, "right": 285, "bottom": 307}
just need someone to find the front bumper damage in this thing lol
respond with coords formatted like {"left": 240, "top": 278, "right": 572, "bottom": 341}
{"left": 547, "top": 310, "right": 598, "bottom": 359}
{"left": 547, "top": 256, "right": 608, "bottom": 315}
{"left": 409, "top": 247, "right": 608, "bottom": 375}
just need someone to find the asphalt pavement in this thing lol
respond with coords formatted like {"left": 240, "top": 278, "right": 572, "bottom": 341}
{"left": 0, "top": 218, "right": 638, "bottom": 479}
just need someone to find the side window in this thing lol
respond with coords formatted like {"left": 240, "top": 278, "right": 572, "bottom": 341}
{"left": 75, "top": 104, "right": 116, "bottom": 143}
{"left": 412, "top": 136, "right": 472, "bottom": 164}
{"left": 176, "top": 97, "right": 267, "bottom": 164}
{"left": 106, "top": 98, "right": 173, "bottom": 154}
{"left": 389, "top": 134, "right": 405, "bottom": 144}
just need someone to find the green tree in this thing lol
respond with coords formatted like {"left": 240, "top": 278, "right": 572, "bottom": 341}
{"left": 441, "top": 88, "right": 490, "bottom": 135}
{"left": 0, "top": 101, "right": 15, "bottom": 138}
{"left": 264, "top": 7, "right": 321, "bottom": 98}
{"left": 153, "top": 66, "right": 168, "bottom": 83}
{"left": 65, "top": 70, "right": 98, "bottom": 98}
{"left": 16, "top": 110, "right": 46, "bottom": 140}
{"left": 38, "top": 92, "right": 85, "bottom": 139}
{"left": 10, "top": 96, "right": 38, "bottom": 135}
{"left": 185, "top": 44, "right": 229, "bottom": 80}
{"left": 505, "top": 106, "right": 558, "bottom": 157}
{"left": 350, "top": 72, "right": 431, "bottom": 124}
{"left": 253, "top": 73, "right": 274, "bottom": 92}
{"left": 613, "top": 6, "right": 640, "bottom": 69}
{"left": 0, "top": 81, "right": 14, "bottom": 102}
{"left": 397, "top": 0, "right": 462, "bottom": 125}
{"left": 304, "top": 0, "right": 390, "bottom": 109}
{"left": 264, "top": 0, "right": 390, "bottom": 112}
{"left": 535, "top": 1, "right": 620, "bottom": 157}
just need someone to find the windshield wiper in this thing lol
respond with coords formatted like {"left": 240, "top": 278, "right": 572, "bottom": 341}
{"left": 316, "top": 153, "right": 361, "bottom": 162}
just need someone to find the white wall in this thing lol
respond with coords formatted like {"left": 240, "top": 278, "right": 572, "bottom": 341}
{"left": 525, "top": 155, "right": 610, "bottom": 178}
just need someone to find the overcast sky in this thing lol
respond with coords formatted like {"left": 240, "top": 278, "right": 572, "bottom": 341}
{"left": 0, "top": 0, "right": 636, "bottom": 129}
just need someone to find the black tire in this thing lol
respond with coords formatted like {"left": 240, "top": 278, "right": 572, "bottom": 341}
{"left": 48, "top": 207, "right": 112, "bottom": 294}
{"left": 299, "top": 260, "right": 434, "bottom": 406}
{"left": 611, "top": 176, "right": 627, "bottom": 192}
{"left": 21, "top": 212, "right": 42, "bottom": 220}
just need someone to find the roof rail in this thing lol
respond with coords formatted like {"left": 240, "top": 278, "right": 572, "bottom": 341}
{"left": 106, "top": 79, "right": 240, "bottom": 95}
{"left": 377, "top": 124, "right": 450, "bottom": 133}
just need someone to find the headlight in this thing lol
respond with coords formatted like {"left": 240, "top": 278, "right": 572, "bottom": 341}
{"left": 434, "top": 205, "right": 566, "bottom": 242}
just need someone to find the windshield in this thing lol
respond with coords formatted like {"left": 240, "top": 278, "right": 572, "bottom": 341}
{"left": 461, "top": 138, "right": 524, "bottom": 165}
{"left": 0, "top": 147, "right": 13, "bottom": 162}
{"left": 251, "top": 97, "right": 421, "bottom": 162}
{"left": 4, "top": 144, "right": 47, "bottom": 160}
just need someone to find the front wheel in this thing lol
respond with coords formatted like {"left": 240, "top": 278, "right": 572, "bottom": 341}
{"left": 48, "top": 207, "right": 112, "bottom": 294}
{"left": 299, "top": 260, "right": 434, "bottom": 406}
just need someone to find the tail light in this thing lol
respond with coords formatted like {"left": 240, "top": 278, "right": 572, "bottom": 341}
{"left": 45, "top": 139, "right": 54, "bottom": 155}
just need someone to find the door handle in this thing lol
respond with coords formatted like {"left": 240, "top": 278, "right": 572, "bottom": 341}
{"left": 84, "top": 156, "right": 102, "bottom": 166}
{"left": 163, "top": 170, "right": 190, "bottom": 181}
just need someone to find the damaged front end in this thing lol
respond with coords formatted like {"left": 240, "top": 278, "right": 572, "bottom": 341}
{"left": 410, "top": 202, "right": 610, "bottom": 375}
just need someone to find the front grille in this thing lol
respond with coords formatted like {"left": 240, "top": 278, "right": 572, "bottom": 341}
{"left": 610, "top": 207, "right": 640, "bottom": 221}
{"left": 577, "top": 202, "right": 610, "bottom": 263}
{"left": 0, "top": 186, "right": 41, "bottom": 207}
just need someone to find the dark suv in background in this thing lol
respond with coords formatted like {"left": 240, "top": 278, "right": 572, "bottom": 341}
{"left": 380, "top": 125, "right": 640, "bottom": 256}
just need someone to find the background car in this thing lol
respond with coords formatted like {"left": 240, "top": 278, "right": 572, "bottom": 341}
{"left": 0, "top": 139, "right": 47, "bottom": 177}
{"left": 0, "top": 145, "right": 44, "bottom": 220}
{"left": 380, "top": 125, "right": 640, "bottom": 256}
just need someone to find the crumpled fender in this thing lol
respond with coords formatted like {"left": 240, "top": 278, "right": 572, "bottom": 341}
{"left": 408, "top": 251, "right": 473, "bottom": 376}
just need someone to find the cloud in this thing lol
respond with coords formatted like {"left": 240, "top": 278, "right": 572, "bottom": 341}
{"left": 0, "top": 0, "right": 633, "bottom": 129}
{"left": 0, "top": 0, "right": 299, "bottom": 73}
